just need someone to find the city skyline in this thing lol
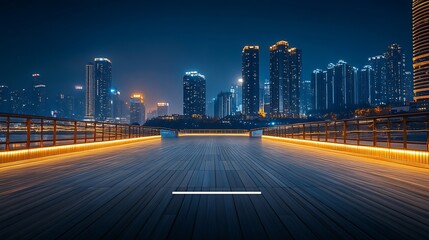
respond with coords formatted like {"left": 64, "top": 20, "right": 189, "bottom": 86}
{"left": 0, "top": 0, "right": 412, "bottom": 114}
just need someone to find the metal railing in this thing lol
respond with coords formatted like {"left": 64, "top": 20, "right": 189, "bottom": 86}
{"left": 262, "top": 112, "right": 429, "bottom": 151}
{"left": 180, "top": 129, "right": 249, "bottom": 134}
{"left": 0, "top": 114, "right": 161, "bottom": 151}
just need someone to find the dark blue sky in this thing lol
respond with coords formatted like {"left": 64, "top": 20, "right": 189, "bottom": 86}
{"left": 0, "top": 0, "right": 412, "bottom": 114}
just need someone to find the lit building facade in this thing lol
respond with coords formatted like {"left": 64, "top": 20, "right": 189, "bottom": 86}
{"left": 85, "top": 63, "right": 95, "bottom": 120}
{"left": 157, "top": 102, "right": 169, "bottom": 116}
{"left": 214, "top": 91, "right": 233, "bottom": 119}
{"left": 385, "top": 44, "right": 406, "bottom": 105}
{"left": 183, "top": 71, "right": 206, "bottom": 116}
{"left": 73, "top": 85, "right": 85, "bottom": 119}
{"left": 242, "top": 46, "right": 260, "bottom": 116}
{"left": 263, "top": 79, "right": 270, "bottom": 114}
{"left": 368, "top": 55, "right": 387, "bottom": 106}
{"left": 94, "top": 58, "right": 112, "bottom": 121}
{"left": 413, "top": 0, "right": 429, "bottom": 106}
{"left": 312, "top": 69, "right": 326, "bottom": 112}
{"left": 129, "top": 94, "right": 145, "bottom": 125}
{"left": 269, "top": 41, "right": 301, "bottom": 117}
{"left": 0, "top": 85, "right": 11, "bottom": 113}
{"left": 360, "top": 65, "right": 374, "bottom": 105}
{"left": 31, "top": 73, "right": 48, "bottom": 116}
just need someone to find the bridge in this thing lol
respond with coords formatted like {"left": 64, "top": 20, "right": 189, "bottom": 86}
{"left": 1, "top": 113, "right": 429, "bottom": 239}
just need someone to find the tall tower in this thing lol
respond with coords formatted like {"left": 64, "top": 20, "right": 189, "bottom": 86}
{"left": 413, "top": 0, "right": 429, "bottom": 107}
{"left": 183, "top": 71, "right": 206, "bottom": 116}
{"left": 94, "top": 58, "right": 112, "bottom": 121}
{"left": 360, "top": 65, "right": 374, "bottom": 106}
{"left": 85, "top": 63, "right": 95, "bottom": 120}
{"left": 32, "top": 73, "right": 48, "bottom": 116}
{"left": 129, "top": 94, "right": 145, "bottom": 125}
{"left": 242, "top": 46, "right": 260, "bottom": 116}
{"left": 368, "top": 55, "right": 387, "bottom": 105}
{"left": 312, "top": 69, "right": 326, "bottom": 112}
{"left": 385, "top": 44, "right": 406, "bottom": 105}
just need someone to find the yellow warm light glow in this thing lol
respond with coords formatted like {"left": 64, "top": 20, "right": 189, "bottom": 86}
{"left": 262, "top": 135, "right": 429, "bottom": 167}
{"left": 0, "top": 136, "right": 160, "bottom": 164}
{"left": 179, "top": 133, "right": 249, "bottom": 137}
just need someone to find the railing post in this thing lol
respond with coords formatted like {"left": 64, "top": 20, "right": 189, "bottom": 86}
{"left": 94, "top": 123, "right": 97, "bottom": 142}
{"left": 40, "top": 119, "right": 44, "bottom": 148}
{"left": 73, "top": 121, "right": 77, "bottom": 144}
{"left": 291, "top": 125, "right": 294, "bottom": 138}
{"left": 317, "top": 123, "right": 320, "bottom": 141}
{"left": 108, "top": 125, "right": 111, "bottom": 141}
{"left": 372, "top": 119, "right": 376, "bottom": 147}
{"left": 53, "top": 119, "right": 57, "bottom": 146}
{"left": 325, "top": 121, "right": 328, "bottom": 142}
{"left": 309, "top": 124, "right": 312, "bottom": 140}
{"left": 85, "top": 122, "right": 88, "bottom": 143}
{"left": 343, "top": 120, "right": 347, "bottom": 144}
{"left": 129, "top": 125, "right": 131, "bottom": 138}
{"left": 115, "top": 124, "right": 118, "bottom": 140}
{"left": 356, "top": 120, "right": 360, "bottom": 146}
{"left": 387, "top": 119, "right": 391, "bottom": 148}
{"left": 403, "top": 116, "right": 407, "bottom": 149}
{"left": 101, "top": 123, "right": 105, "bottom": 141}
{"left": 26, "top": 117, "right": 31, "bottom": 149}
{"left": 5, "top": 116, "right": 10, "bottom": 151}
{"left": 303, "top": 124, "right": 306, "bottom": 140}
{"left": 334, "top": 121, "right": 337, "bottom": 143}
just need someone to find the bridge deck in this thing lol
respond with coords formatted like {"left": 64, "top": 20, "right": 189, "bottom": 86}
{"left": 1, "top": 136, "right": 429, "bottom": 239}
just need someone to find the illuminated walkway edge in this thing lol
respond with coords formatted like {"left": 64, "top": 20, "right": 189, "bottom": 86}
{"left": 0, "top": 136, "right": 160, "bottom": 164}
{"left": 262, "top": 135, "right": 429, "bottom": 168}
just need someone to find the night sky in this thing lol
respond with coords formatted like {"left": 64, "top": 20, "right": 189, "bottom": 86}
{"left": 0, "top": 0, "right": 412, "bottom": 114}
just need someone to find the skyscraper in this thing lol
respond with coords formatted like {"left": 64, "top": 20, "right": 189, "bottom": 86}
{"left": 334, "top": 60, "right": 354, "bottom": 109}
{"left": 111, "top": 88, "right": 125, "bottom": 122}
{"left": 360, "top": 65, "right": 374, "bottom": 105}
{"left": 85, "top": 63, "right": 95, "bottom": 120}
{"left": 183, "top": 71, "right": 206, "bottom": 116}
{"left": 263, "top": 79, "right": 270, "bottom": 114}
{"left": 157, "top": 102, "right": 169, "bottom": 116}
{"left": 73, "top": 85, "right": 85, "bottom": 119}
{"left": 385, "top": 44, "right": 406, "bottom": 105}
{"left": 242, "top": 46, "right": 259, "bottom": 116}
{"left": 31, "top": 73, "right": 48, "bottom": 116}
{"left": 0, "top": 85, "right": 11, "bottom": 113}
{"left": 326, "top": 63, "right": 335, "bottom": 110}
{"left": 368, "top": 55, "right": 387, "bottom": 105}
{"left": 269, "top": 41, "right": 301, "bottom": 117}
{"left": 214, "top": 91, "right": 233, "bottom": 119}
{"left": 413, "top": 0, "right": 429, "bottom": 106}
{"left": 405, "top": 71, "right": 414, "bottom": 102}
{"left": 94, "top": 58, "right": 112, "bottom": 121}
{"left": 312, "top": 69, "right": 326, "bottom": 112}
{"left": 129, "top": 94, "right": 145, "bottom": 125}
{"left": 230, "top": 78, "right": 243, "bottom": 114}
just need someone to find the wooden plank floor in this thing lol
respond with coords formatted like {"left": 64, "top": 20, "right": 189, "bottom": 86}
{"left": 1, "top": 136, "right": 429, "bottom": 239}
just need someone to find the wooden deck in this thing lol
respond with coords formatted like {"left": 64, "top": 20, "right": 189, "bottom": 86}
{"left": 1, "top": 136, "right": 429, "bottom": 239}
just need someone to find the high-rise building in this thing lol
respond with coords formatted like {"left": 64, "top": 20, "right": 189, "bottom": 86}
{"left": 31, "top": 73, "right": 48, "bottom": 116}
{"left": 300, "top": 79, "right": 313, "bottom": 115}
{"left": 413, "top": 0, "right": 429, "bottom": 106}
{"left": 368, "top": 55, "right": 387, "bottom": 106}
{"left": 111, "top": 88, "right": 126, "bottom": 122}
{"left": 242, "top": 46, "right": 260, "bottom": 116}
{"left": 55, "top": 93, "right": 73, "bottom": 118}
{"left": 157, "top": 102, "right": 169, "bottom": 116}
{"left": 85, "top": 63, "right": 95, "bottom": 120}
{"left": 183, "top": 71, "right": 206, "bottom": 116}
{"left": 214, "top": 91, "right": 233, "bottom": 119}
{"left": 385, "top": 44, "right": 406, "bottom": 105}
{"left": 73, "top": 85, "right": 85, "bottom": 119}
{"left": 269, "top": 41, "right": 301, "bottom": 117}
{"left": 94, "top": 58, "right": 112, "bottom": 121}
{"left": 352, "top": 67, "right": 360, "bottom": 105}
{"left": 263, "top": 79, "right": 270, "bottom": 114}
{"left": 312, "top": 69, "right": 326, "bottom": 112}
{"left": 325, "top": 63, "right": 335, "bottom": 110}
{"left": 405, "top": 71, "right": 414, "bottom": 102}
{"left": 360, "top": 65, "right": 374, "bottom": 106}
{"left": 206, "top": 97, "right": 216, "bottom": 118}
{"left": 0, "top": 85, "right": 11, "bottom": 113}
{"left": 334, "top": 60, "right": 355, "bottom": 109}
{"left": 129, "top": 94, "right": 145, "bottom": 125}
{"left": 230, "top": 78, "right": 243, "bottom": 114}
